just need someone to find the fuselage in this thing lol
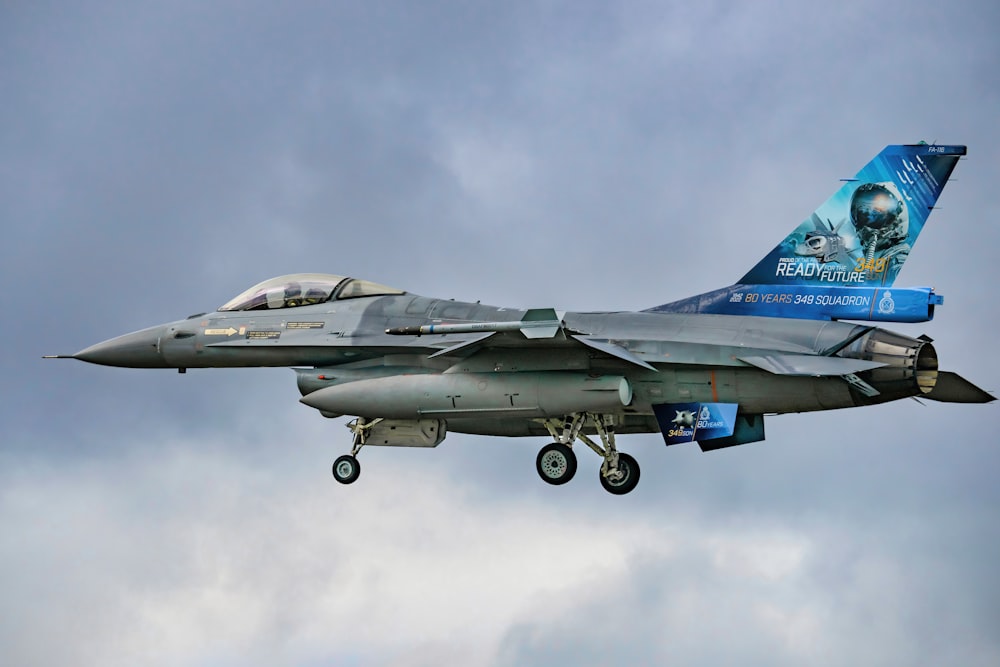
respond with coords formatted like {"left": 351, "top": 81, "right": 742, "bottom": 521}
{"left": 74, "top": 292, "right": 936, "bottom": 437}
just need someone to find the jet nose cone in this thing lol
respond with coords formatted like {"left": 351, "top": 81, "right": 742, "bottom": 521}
{"left": 74, "top": 324, "right": 168, "bottom": 368}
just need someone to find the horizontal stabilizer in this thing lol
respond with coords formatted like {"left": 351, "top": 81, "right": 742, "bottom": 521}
{"left": 739, "top": 354, "right": 885, "bottom": 376}
{"left": 925, "top": 371, "right": 995, "bottom": 403}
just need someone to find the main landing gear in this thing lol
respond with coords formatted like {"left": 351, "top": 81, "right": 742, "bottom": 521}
{"left": 537, "top": 413, "right": 640, "bottom": 495}
{"left": 331, "top": 417, "right": 382, "bottom": 485}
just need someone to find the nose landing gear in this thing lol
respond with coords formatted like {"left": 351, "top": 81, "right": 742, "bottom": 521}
{"left": 331, "top": 417, "right": 383, "bottom": 485}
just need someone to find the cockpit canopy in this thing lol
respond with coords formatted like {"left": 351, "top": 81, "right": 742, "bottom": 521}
{"left": 218, "top": 273, "right": 404, "bottom": 311}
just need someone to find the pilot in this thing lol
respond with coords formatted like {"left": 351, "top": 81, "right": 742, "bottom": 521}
{"left": 303, "top": 288, "right": 327, "bottom": 305}
{"left": 284, "top": 282, "right": 303, "bottom": 307}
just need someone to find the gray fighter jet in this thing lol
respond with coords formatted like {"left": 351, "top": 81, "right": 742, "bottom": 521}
{"left": 49, "top": 144, "right": 993, "bottom": 494}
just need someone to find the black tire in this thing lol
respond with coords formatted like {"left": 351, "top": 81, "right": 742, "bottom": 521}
{"left": 600, "top": 452, "right": 640, "bottom": 495}
{"left": 332, "top": 454, "right": 361, "bottom": 484}
{"left": 536, "top": 443, "right": 577, "bottom": 485}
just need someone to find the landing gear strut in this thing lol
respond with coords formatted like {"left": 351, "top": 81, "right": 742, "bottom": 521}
{"left": 599, "top": 451, "right": 639, "bottom": 495}
{"left": 538, "top": 413, "right": 641, "bottom": 495}
{"left": 332, "top": 417, "right": 383, "bottom": 485}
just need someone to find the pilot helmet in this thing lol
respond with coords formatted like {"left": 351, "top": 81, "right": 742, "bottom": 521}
{"left": 850, "top": 182, "right": 909, "bottom": 251}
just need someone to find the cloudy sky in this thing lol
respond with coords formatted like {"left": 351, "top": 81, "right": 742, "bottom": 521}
{"left": 3, "top": 1, "right": 999, "bottom": 665}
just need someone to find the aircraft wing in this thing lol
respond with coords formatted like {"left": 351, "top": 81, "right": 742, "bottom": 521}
{"left": 427, "top": 331, "right": 657, "bottom": 371}
{"left": 390, "top": 313, "right": 885, "bottom": 377}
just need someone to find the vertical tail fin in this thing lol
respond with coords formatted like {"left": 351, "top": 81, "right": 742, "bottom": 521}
{"left": 650, "top": 144, "right": 966, "bottom": 322}
{"left": 740, "top": 143, "right": 965, "bottom": 287}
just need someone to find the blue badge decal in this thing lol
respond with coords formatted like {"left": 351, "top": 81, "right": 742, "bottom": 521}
{"left": 653, "top": 402, "right": 739, "bottom": 445}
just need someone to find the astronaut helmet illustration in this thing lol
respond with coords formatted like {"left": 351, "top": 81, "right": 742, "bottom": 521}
{"left": 850, "top": 181, "right": 909, "bottom": 252}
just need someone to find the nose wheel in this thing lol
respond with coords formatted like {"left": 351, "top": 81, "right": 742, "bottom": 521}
{"left": 332, "top": 454, "right": 361, "bottom": 484}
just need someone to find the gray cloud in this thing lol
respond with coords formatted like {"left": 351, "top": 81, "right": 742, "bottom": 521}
{"left": 3, "top": 0, "right": 999, "bottom": 665}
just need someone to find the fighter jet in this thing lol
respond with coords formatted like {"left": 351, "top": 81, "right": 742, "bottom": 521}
{"left": 49, "top": 144, "right": 993, "bottom": 494}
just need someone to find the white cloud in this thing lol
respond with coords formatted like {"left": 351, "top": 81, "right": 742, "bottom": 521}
{"left": 2, "top": 439, "right": 635, "bottom": 666}
{"left": 4, "top": 1, "right": 1000, "bottom": 665}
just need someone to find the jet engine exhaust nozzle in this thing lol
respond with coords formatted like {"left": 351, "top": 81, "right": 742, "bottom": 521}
{"left": 845, "top": 329, "right": 939, "bottom": 401}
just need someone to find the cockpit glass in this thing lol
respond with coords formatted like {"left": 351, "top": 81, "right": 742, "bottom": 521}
{"left": 336, "top": 279, "right": 405, "bottom": 300}
{"left": 218, "top": 273, "right": 347, "bottom": 311}
{"left": 218, "top": 273, "right": 405, "bottom": 311}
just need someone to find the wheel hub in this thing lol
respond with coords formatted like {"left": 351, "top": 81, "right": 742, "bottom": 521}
{"left": 540, "top": 451, "right": 568, "bottom": 478}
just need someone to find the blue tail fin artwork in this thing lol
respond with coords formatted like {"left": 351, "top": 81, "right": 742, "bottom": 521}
{"left": 650, "top": 143, "right": 966, "bottom": 323}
